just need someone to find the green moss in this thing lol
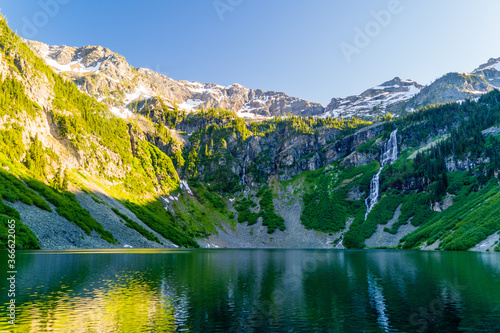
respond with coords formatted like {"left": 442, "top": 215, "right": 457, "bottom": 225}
{"left": 0, "top": 76, "right": 41, "bottom": 119}
{"left": 191, "top": 182, "right": 229, "bottom": 215}
{"left": 235, "top": 197, "right": 258, "bottom": 224}
{"left": 234, "top": 188, "right": 285, "bottom": 233}
{"left": 344, "top": 195, "right": 403, "bottom": 248}
{"left": 0, "top": 124, "right": 25, "bottom": 161}
{"left": 400, "top": 177, "right": 500, "bottom": 251}
{"left": 51, "top": 78, "right": 133, "bottom": 164}
{"left": 356, "top": 136, "right": 381, "bottom": 154}
{"left": 135, "top": 140, "right": 179, "bottom": 192}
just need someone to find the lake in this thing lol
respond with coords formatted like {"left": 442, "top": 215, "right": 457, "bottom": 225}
{"left": 1, "top": 249, "right": 500, "bottom": 332}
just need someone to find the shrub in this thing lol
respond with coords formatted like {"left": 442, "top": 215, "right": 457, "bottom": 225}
{"left": 24, "top": 178, "right": 116, "bottom": 244}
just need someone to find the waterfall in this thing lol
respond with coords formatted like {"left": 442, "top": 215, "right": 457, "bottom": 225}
{"left": 365, "top": 129, "right": 398, "bottom": 220}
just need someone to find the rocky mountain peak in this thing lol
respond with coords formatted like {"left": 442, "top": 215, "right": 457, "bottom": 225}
{"left": 23, "top": 39, "right": 500, "bottom": 121}
{"left": 26, "top": 40, "right": 325, "bottom": 120}
{"left": 472, "top": 57, "right": 500, "bottom": 88}
{"left": 474, "top": 57, "right": 500, "bottom": 73}
{"left": 322, "top": 77, "right": 423, "bottom": 119}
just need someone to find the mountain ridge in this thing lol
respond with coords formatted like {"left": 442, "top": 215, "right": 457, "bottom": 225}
{"left": 26, "top": 39, "right": 500, "bottom": 121}
{"left": 26, "top": 40, "right": 325, "bottom": 120}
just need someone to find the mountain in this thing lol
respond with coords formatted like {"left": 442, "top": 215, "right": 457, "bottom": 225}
{"left": 1, "top": 16, "right": 500, "bottom": 252}
{"left": 322, "top": 59, "right": 500, "bottom": 119}
{"left": 26, "top": 40, "right": 325, "bottom": 119}
{"left": 474, "top": 56, "right": 500, "bottom": 85}
{"left": 390, "top": 58, "right": 500, "bottom": 113}
{"left": 322, "top": 77, "right": 424, "bottom": 119}
{"left": 26, "top": 40, "right": 500, "bottom": 122}
{"left": 406, "top": 72, "right": 496, "bottom": 110}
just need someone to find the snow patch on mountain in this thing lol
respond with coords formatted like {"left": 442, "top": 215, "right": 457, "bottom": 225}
{"left": 109, "top": 107, "right": 133, "bottom": 119}
{"left": 322, "top": 78, "right": 423, "bottom": 119}
{"left": 42, "top": 49, "right": 102, "bottom": 73}
{"left": 27, "top": 40, "right": 326, "bottom": 119}
{"left": 179, "top": 99, "right": 205, "bottom": 112}
{"left": 26, "top": 39, "right": 500, "bottom": 121}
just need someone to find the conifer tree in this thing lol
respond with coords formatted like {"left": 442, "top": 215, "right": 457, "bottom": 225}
{"left": 62, "top": 168, "right": 69, "bottom": 191}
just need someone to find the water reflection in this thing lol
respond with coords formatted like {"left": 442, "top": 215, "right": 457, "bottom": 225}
{"left": 0, "top": 250, "right": 499, "bottom": 332}
{"left": 367, "top": 271, "right": 390, "bottom": 332}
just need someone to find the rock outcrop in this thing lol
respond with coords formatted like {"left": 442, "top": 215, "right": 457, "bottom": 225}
{"left": 26, "top": 41, "right": 325, "bottom": 119}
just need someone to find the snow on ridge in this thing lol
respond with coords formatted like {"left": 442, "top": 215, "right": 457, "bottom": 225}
{"left": 236, "top": 110, "right": 261, "bottom": 119}
{"left": 184, "top": 82, "right": 236, "bottom": 97}
{"left": 480, "top": 61, "right": 500, "bottom": 72}
{"left": 321, "top": 83, "right": 422, "bottom": 119}
{"left": 102, "top": 73, "right": 120, "bottom": 84}
{"left": 108, "top": 86, "right": 153, "bottom": 118}
{"left": 186, "top": 82, "right": 210, "bottom": 94}
{"left": 109, "top": 107, "right": 133, "bottom": 119}
{"left": 237, "top": 97, "right": 274, "bottom": 119}
{"left": 372, "top": 84, "right": 400, "bottom": 90}
{"left": 179, "top": 99, "right": 205, "bottom": 112}
{"left": 42, "top": 50, "right": 102, "bottom": 73}
{"left": 124, "top": 86, "right": 152, "bottom": 104}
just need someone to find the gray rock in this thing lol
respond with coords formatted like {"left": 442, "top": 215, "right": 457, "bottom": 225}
{"left": 26, "top": 40, "right": 325, "bottom": 119}
{"left": 365, "top": 205, "right": 418, "bottom": 248}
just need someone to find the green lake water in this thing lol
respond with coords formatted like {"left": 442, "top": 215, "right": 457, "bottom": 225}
{"left": 1, "top": 249, "right": 500, "bottom": 332}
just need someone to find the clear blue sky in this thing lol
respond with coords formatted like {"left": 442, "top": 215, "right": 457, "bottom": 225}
{"left": 2, "top": 0, "right": 500, "bottom": 105}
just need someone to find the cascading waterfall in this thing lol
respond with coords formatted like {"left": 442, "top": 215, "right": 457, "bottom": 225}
{"left": 364, "top": 129, "right": 398, "bottom": 220}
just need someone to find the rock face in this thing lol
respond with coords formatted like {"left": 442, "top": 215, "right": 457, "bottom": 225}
{"left": 26, "top": 40, "right": 325, "bottom": 119}
{"left": 473, "top": 57, "right": 500, "bottom": 87}
{"left": 392, "top": 177, "right": 432, "bottom": 194}
{"left": 407, "top": 73, "right": 495, "bottom": 110}
{"left": 323, "top": 77, "right": 424, "bottom": 119}
{"left": 323, "top": 58, "right": 500, "bottom": 120}
{"left": 445, "top": 156, "right": 491, "bottom": 172}
{"left": 194, "top": 122, "right": 385, "bottom": 186}
{"left": 25, "top": 40, "right": 500, "bottom": 121}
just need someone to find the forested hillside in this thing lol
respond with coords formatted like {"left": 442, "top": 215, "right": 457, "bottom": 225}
{"left": 1, "top": 15, "right": 500, "bottom": 252}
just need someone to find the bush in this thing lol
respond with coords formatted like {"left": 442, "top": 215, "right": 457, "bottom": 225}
{"left": 259, "top": 190, "right": 285, "bottom": 233}
{"left": 24, "top": 178, "right": 116, "bottom": 244}
{"left": 235, "top": 189, "right": 285, "bottom": 233}
{"left": 111, "top": 207, "right": 161, "bottom": 244}
{"left": 123, "top": 200, "right": 199, "bottom": 248}
{"left": 0, "top": 169, "right": 51, "bottom": 212}
{"left": 0, "top": 215, "right": 40, "bottom": 250}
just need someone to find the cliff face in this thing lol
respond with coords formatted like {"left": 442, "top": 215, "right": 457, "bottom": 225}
{"left": 243, "top": 123, "right": 385, "bottom": 182}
